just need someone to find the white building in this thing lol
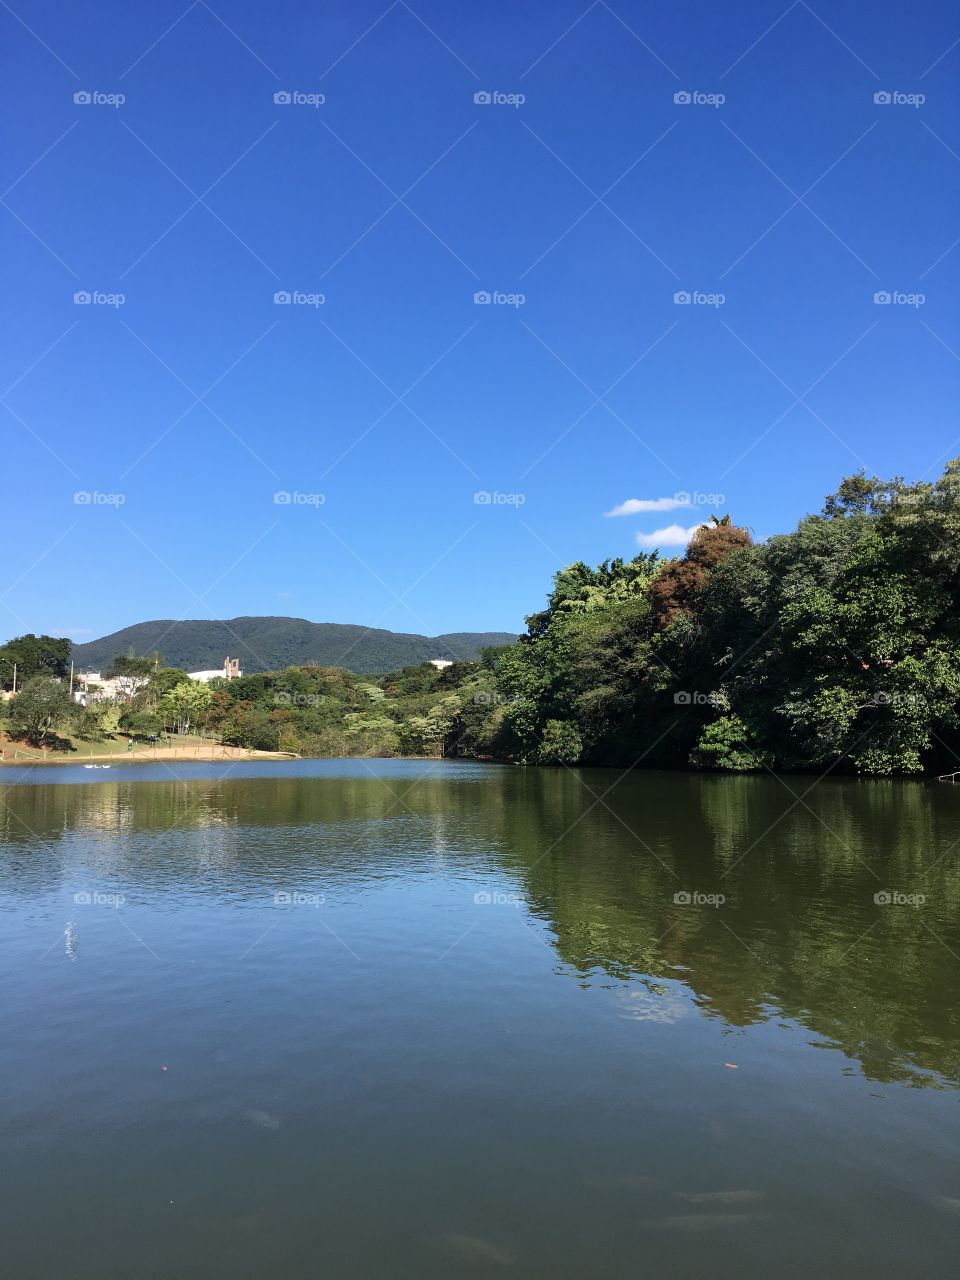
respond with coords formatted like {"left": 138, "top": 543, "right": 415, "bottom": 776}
{"left": 73, "top": 672, "right": 149, "bottom": 705}
{"left": 188, "top": 657, "right": 243, "bottom": 683}
{"left": 428, "top": 659, "right": 454, "bottom": 670}
{"left": 73, "top": 656, "right": 242, "bottom": 703}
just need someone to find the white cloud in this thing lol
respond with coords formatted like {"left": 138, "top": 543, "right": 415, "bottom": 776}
{"left": 606, "top": 496, "right": 691, "bottom": 516}
{"left": 635, "top": 522, "right": 706, "bottom": 549}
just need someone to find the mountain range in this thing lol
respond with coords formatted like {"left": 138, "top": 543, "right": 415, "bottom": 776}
{"left": 69, "top": 617, "right": 518, "bottom": 676}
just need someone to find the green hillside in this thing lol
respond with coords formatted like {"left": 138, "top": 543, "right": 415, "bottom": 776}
{"left": 69, "top": 617, "right": 517, "bottom": 675}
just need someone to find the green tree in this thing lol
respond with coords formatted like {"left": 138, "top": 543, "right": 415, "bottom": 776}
{"left": 7, "top": 675, "right": 74, "bottom": 744}
{"left": 103, "top": 654, "right": 155, "bottom": 702}
{"left": 144, "top": 667, "right": 191, "bottom": 706}
{"left": 0, "top": 634, "right": 71, "bottom": 688}
{"left": 536, "top": 719, "right": 583, "bottom": 764}
{"left": 403, "top": 694, "right": 462, "bottom": 757}
{"left": 158, "top": 680, "right": 212, "bottom": 735}
{"left": 689, "top": 715, "right": 770, "bottom": 771}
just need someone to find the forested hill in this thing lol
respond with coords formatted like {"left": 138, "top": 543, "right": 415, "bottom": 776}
{"left": 70, "top": 618, "right": 517, "bottom": 675}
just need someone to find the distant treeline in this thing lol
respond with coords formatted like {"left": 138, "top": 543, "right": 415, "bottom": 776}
{"left": 6, "top": 460, "right": 960, "bottom": 773}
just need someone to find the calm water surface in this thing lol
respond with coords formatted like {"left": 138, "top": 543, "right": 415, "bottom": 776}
{"left": 2, "top": 759, "right": 960, "bottom": 1277}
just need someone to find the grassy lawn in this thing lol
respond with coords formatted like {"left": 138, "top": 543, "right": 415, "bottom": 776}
{"left": 0, "top": 731, "right": 216, "bottom": 762}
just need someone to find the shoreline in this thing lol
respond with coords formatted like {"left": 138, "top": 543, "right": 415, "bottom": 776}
{"left": 0, "top": 744, "right": 299, "bottom": 766}
{"left": 0, "top": 746, "right": 941, "bottom": 778}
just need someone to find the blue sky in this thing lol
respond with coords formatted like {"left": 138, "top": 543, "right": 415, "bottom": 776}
{"left": 2, "top": 0, "right": 958, "bottom": 646}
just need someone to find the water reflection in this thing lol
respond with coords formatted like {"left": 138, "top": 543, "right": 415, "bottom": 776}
{"left": 2, "top": 763, "right": 960, "bottom": 1089}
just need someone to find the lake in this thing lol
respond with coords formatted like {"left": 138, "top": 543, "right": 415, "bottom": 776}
{"left": 2, "top": 759, "right": 960, "bottom": 1277}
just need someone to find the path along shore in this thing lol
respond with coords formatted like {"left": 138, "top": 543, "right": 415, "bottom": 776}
{"left": 0, "top": 743, "right": 298, "bottom": 766}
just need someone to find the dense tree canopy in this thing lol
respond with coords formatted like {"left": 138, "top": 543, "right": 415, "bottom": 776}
{"left": 485, "top": 460, "right": 960, "bottom": 775}
{"left": 5, "top": 676, "right": 75, "bottom": 744}
{"left": 0, "top": 634, "right": 70, "bottom": 688}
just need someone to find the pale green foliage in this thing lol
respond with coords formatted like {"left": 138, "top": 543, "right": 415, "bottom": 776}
{"left": 403, "top": 694, "right": 462, "bottom": 757}
{"left": 689, "top": 715, "right": 769, "bottom": 771}
{"left": 158, "top": 680, "right": 213, "bottom": 734}
{"left": 342, "top": 712, "right": 399, "bottom": 755}
{"left": 536, "top": 720, "right": 583, "bottom": 764}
